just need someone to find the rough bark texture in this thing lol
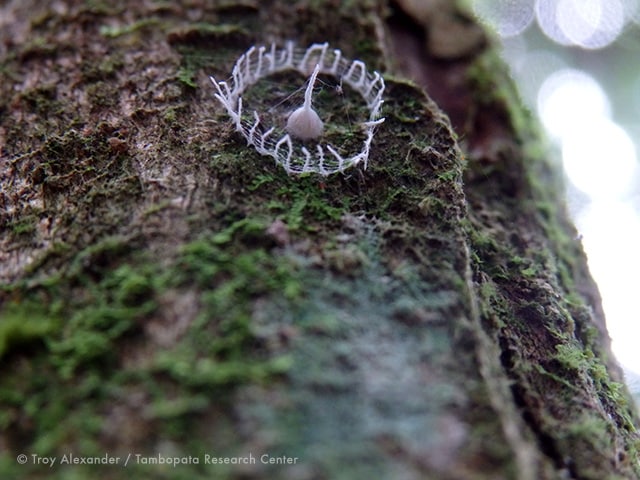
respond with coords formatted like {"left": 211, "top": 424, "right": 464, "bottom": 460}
{"left": 1, "top": 1, "right": 638, "bottom": 479}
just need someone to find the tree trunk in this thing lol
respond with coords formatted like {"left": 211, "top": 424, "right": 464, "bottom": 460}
{"left": 1, "top": 1, "right": 638, "bottom": 479}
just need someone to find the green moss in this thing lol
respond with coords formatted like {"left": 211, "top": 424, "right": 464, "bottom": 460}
{"left": 466, "top": 49, "right": 536, "bottom": 139}
{"left": 243, "top": 172, "right": 350, "bottom": 233}
{"left": 1, "top": 207, "right": 306, "bottom": 459}
{"left": 178, "top": 227, "right": 303, "bottom": 302}
{"left": 552, "top": 341, "right": 635, "bottom": 429}
{"left": 16, "top": 35, "right": 64, "bottom": 61}
{"left": 80, "top": 54, "right": 123, "bottom": 82}
{"left": 147, "top": 393, "right": 210, "bottom": 420}
{"left": 8, "top": 214, "right": 38, "bottom": 236}
{"left": 0, "top": 300, "right": 58, "bottom": 360}
{"left": 464, "top": 43, "right": 640, "bottom": 478}
{"left": 170, "top": 22, "right": 251, "bottom": 89}
{"left": 3, "top": 0, "right": 637, "bottom": 477}
{"left": 154, "top": 350, "right": 292, "bottom": 389}
{"left": 12, "top": 126, "right": 143, "bottom": 275}
{"left": 34, "top": 265, "right": 154, "bottom": 379}
{"left": 86, "top": 82, "right": 120, "bottom": 109}
{"left": 554, "top": 342, "right": 592, "bottom": 372}
{"left": 176, "top": 67, "right": 198, "bottom": 88}
{"left": 20, "top": 85, "right": 62, "bottom": 116}
{"left": 83, "top": 0, "right": 123, "bottom": 16}
{"left": 169, "top": 22, "right": 250, "bottom": 50}
{"left": 0, "top": 223, "right": 302, "bottom": 478}
{"left": 99, "top": 18, "right": 163, "bottom": 38}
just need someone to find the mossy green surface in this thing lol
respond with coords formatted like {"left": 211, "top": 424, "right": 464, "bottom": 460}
{"left": 463, "top": 44, "right": 640, "bottom": 478}
{"left": 0, "top": 231, "right": 302, "bottom": 479}
{"left": 1, "top": 1, "right": 639, "bottom": 479}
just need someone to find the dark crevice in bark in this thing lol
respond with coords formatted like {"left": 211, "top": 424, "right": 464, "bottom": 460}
{"left": 498, "top": 333, "right": 579, "bottom": 479}
{"left": 386, "top": 2, "right": 476, "bottom": 133}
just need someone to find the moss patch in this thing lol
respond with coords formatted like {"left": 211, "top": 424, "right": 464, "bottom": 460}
{"left": 0, "top": 226, "right": 301, "bottom": 478}
{"left": 463, "top": 37, "right": 640, "bottom": 479}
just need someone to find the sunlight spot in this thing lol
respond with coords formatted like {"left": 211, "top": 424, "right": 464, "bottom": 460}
{"left": 536, "top": 0, "right": 627, "bottom": 49}
{"left": 575, "top": 201, "right": 640, "bottom": 372}
{"left": 535, "top": 0, "right": 573, "bottom": 45}
{"left": 557, "top": 0, "right": 625, "bottom": 49}
{"left": 473, "top": 0, "right": 535, "bottom": 37}
{"left": 537, "top": 69, "right": 610, "bottom": 139}
{"left": 508, "top": 50, "right": 565, "bottom": 107}
{"left": 561, "top": 119, "right": 638, "bottom": 198}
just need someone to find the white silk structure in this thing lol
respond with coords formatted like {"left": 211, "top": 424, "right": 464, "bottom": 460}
{"left": 210, "top": 42, "right": 385, "bottom": 176}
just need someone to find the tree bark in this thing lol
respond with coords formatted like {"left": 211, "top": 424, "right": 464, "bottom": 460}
{"left": 1, "top": 1, "right": 638, "bottom": 479}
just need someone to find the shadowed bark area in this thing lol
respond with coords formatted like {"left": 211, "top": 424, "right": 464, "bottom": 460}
{"left": 0, "top": 1, "right": 638, "bottom": 479}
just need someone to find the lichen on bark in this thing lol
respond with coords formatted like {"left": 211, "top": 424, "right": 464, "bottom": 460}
{"left": 0, "top": 1, "right": 638, "bottom": 479}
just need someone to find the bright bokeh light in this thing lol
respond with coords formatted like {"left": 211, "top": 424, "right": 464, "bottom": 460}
{"left": 535, "top": 0, "right": 631, "bottom": 49}
{"left": 502, "top": 46, "right": 564, "bottom": 108}
{"left": 537, "top": 69, "right": 610, "bottom": 138}
{"left": 476, "top": 0, "right": 640, "bottom": 390}
{"left": 473, "top": 0, "right": 535, "bottom": 37}
{"left": 480, "top": 0, "right": 636, "bottom": 49}
{"left": 575, "top": 202, "right": 640, "bottom": 371}
{"left": 561, "top": 119, "right": 638, "bottom": 198}
{"left": 557, "top": 0, "right": 625, "bottom": 49}
{"left": 535, "top": 0, "right": 573, "bottom": 45}
{"left": 537, "top": 67, "right": 640, "bottom": 373}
